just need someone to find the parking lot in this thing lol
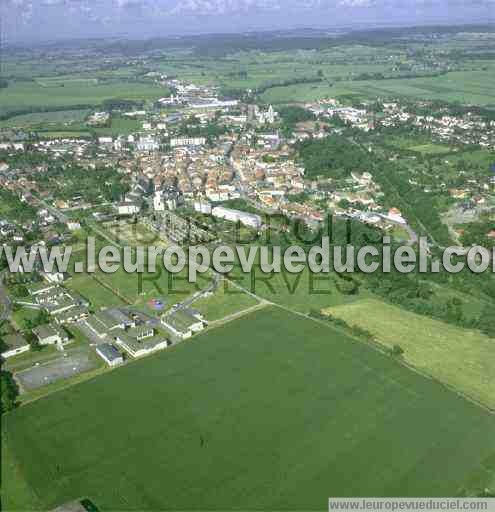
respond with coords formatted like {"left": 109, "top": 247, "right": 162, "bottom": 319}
{"left": 16, "top": 347, "right": 99, "bottom": 391}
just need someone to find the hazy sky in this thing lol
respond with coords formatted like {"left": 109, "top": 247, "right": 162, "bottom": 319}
{"left": 2, "top": 0, "right": 494, "bottom": 44}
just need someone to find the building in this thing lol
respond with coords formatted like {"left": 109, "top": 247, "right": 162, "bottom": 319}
{"left": 66, "top": 221, "right": 81, "bottom": 231}
{"left": 161, "top": 309, "right": 205, "bottom": 340}
{"left": 117, "top": 202, "right": 141, "bottom": 216}
{"left": 42, "top": 271, "right": 66, "bottom": 284}
{"left": 136, "top": 136, "right": 159, "bottom": 152}
{"left": 113, "top": 327, "right": 169, "bottom": 358}
{"left": 194, "top": 201, "right": 212, "bottom": 215}
{"left": 96, "top": 343, "right": 124, "bottom": 367}
{"left": 211, "top": 206, "right": 262, "bottom": 229}
{"left": 53, "top": 305, "right": 89, "bottom": 324}
{"left": 170, "top": 137, "right": 206, "bottom": 148}
{"left": 27, "top": 282, "right": 57, "bottom": 297}
{"left": 32, "top": 324, "right": 70, "bottom": 346}
{"left": 153, "top": 190, "right": 180, "bottom": 212}
{"left": 386, "top": 208, "right": 407, "bottom": 225}
{"left": 1, "top": 334, "right": 30, "bottom": 359}
{"left": 85, "top": 310, "right": 127, "bottom": 339}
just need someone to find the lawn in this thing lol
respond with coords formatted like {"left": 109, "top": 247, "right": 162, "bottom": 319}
{"left": 2, "top": 307, "right": 495, "bottom": 511}
{"left": 324, "top": 298, "right": 495, "bottom": 410}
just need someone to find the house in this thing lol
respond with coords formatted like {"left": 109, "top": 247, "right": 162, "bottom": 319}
{"left": 1, "top": 334, "right": 30, "bottom": 359}
{"left": 96, "top": 343, "right": 124, "bottom": 367}
{"left": 32, "top": 324, "right": 70, "bottom": 346}
{"left": 161, "top": 309, "right": 205, "bottom": 340}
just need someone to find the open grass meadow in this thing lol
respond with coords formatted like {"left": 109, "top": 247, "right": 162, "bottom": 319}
{"left": 324, "top": 298, "right": 495, "bottom": 410}
{"left": 3, "top": 307, "right": 495, "bottom": 510}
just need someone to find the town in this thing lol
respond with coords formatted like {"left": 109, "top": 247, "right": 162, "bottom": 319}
{"left": 1, "top": 21, "right": 494, "bottom": 511}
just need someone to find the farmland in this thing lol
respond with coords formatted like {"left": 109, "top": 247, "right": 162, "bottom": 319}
{"left": 261, "top": 68, "right": 495, "bottom": 106}
{"left": 0, "top": 78, "right": 166, "bottom": 117}
{"left": 324, "top": 298, "right": 495, "bottom": 410}
{"left": 2, "top": 307, "right": 495, "bottom": 511}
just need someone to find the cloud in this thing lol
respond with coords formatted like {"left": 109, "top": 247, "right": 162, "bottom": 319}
{"left": 338, "top": 0, "right": 375, "bottom": 7}
{"left": 2, "top": 0, "right": 494, "bottom": 43}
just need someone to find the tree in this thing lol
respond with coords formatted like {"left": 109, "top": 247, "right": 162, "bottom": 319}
{"left": 1, "top": 370, "right": 19, "bottom": 414}
{"left": 478, "top": 304, "right": 495, "bottom": 338}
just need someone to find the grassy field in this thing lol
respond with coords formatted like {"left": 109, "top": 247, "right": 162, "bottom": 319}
{"left": 65, "top": 274, "right": 125, "bottom": 310}
{"left": 193, "top": 280, "right": 259, "bottom": 321}
{"left": 2, "top": 307, "right": 495, "bottom": 510}
{"left": 0, "top": 80, "right": 166, "bottom": 117}
{"left": 0, "top": 109, "right": 89, "bottom": 129}
{"left": 260, "top": 69, "right": 495, "bottom": 105}
{"left": 231, "top": 263, "right": 365, "bottom": 313}
{"left": 324, "top": 298, "right": 495, "bottom": 410}
{"left": 408, "top": 143, "right": 454, "bottom": 155}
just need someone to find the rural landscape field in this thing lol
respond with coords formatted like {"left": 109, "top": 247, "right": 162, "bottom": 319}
{"left": 1, "top": 10, "right": 495, "bottom": 512}
{"left": 3, "top": 308, "right": 495, "bottom": 510}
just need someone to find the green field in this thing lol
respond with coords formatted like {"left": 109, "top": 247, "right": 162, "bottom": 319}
{"left": 3, "top": 307, "right": 495, "bottom": 510}
{"left": 193, "top": 280, "right": 260, "bottom": 321}
{"left": 65, "top": 274, "right": 125, "bottom": 310}
{"left": 260, "top": 69, "right": 495, "bottom": 105}
{"left": 0, "top": 79, "right": 166, "bottom": 117}
{"left": 324, "top": 298, "right": 495, "bottom": 410}
{"left": 0, "top": 109, "right": 90, "bottom": 129}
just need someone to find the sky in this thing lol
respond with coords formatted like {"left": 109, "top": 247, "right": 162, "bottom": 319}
{"left": 1, "top": 0, "right": 494, "bottom": 44}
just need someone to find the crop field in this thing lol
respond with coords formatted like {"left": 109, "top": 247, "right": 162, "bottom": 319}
{"left": 324, "top": 298, "right": 495, "bottom": 410}
{"left": 0, "top": 109, "right": 90, "bottom": 129}
{"left": 261, "top": 68, "right": 495, "bottom": 105}
{"left": 2, "top": 307, "right": 495, "bottom": 511}
{"left": 0, "top": 79, "right": 166, "bottom": 117}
